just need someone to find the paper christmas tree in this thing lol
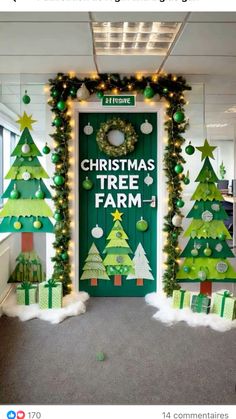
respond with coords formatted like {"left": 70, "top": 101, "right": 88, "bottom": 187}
{"left": 0, "top": 112, "right": 53, "bottom": 233}
{"left": 103, "top": 210, "right": 134, "bottom": 286}
{"left": 177, "top": 139, "right": 236, "bottom": 294}
{"left": 80, "top": 243, "right": 109, "bottom": 286}
{"left": 127, "top": 242, "right": 154, "bottom": 286}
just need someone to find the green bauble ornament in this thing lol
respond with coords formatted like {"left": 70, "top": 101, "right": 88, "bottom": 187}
{"left": 191, "top": 248, "right": 199, "bottom": 257}
{"left": 174, "top": 164, "right": 184, "bottom": 174}
{"left": 14, "top": 221, "right": 22, "bottom": 230}
{"left": 96, "top": 352, "right": 105, "bottom": 362}
{"left": 172, "top": 232, "right": 178, "bottom": 239}
{"left": 42, "top": 142, "right": 51, "bottom": 155}
{"left": 82, "top": 177, "right": 93, "bottom": 190}
{"left": 53, "top": 116, "right": 63, "bottom": 127}
{"left": 173, "top": 111, "right": 185, "bottom": 124}
{"left": 35, "top": 186, "right": 44, "bottom": 199}
{"left": 61, "top": 252, "right": 69, "bottom": 261}
{"left": 51, "top": 153, "right": 60, "bottom": 164}
{"left": 144, "top": 84, "right": 155, "bottom": 99}
{"left": 183, "top": 266, "right": 191, "bottom": 273}
{"left": 10, "top": 184, "right": 20, "bottom": 199}
{"left": 51, "top": 88, "right": 59, "bottom": 98}
{"left": 54, "top": 211, "right": 63, "bottom": 221}
{"left": 136, "top": 217, "right": 148, "bottom": 232}
{"left": 97, "top": 91, "right": 104, "bottom": 99}
{"left": 163, "top": 87, "right": 169, "bottom": 94}
{"left": 218, "top": 233, "right": 226, "bottom": 241}
{"left": 203, "top": 244, "right": 212, "bottom": 257}
{"left": 185, "top": 142, "right": 195, "bottom": 155}
{"left": 33, "top": 220, "right": 42, "bottom": 230}
{"left": 22, "top": 90, "right": 31, "bottom": 104}
{"left": 70, "top": 86, "right": 77, "bottom": 97}
{"left": 183, "top": 177, "right": 190, "bottom": 185}
{"left": 57, "top": 100, "right": 67, "bottom": 112}
{"left": 54, "top": 175, "right": 65, "bottom": 186}
{"left": 176, "top": 199, "right": 185, "bottom": 208}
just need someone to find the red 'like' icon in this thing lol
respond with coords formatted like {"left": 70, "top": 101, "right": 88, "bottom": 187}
{"left": 17, "top": 412, "right": 25, "bottom": 419}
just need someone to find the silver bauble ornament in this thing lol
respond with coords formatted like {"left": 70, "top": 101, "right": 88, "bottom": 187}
{"left": 144, "top": 173, "right": 154, "bottom": 186}
{"left": 84, "top": 122, "right": 94, "bottom": 136}
{"left": 22, "top": 171, "right": 31, "bottom": 181}
{"left": 77, "top": 83, "right": 90, "bottom": 101}
{"left": 91, "top": 224, "right": 104, "bottom": 239}
{"left": 172, "top": 214, "right": 182, "bottom": 227}
{"left": 21, "top": 143, "right": 30, "bottom": 154}
{"left": 140, "top": 119, "right": 153, "bottom": 135}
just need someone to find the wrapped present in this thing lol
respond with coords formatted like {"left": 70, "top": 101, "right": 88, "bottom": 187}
{"left": 191, "top": 294, "right": 211, "bottom": 314}
{"left": 39, "top": 279, "right": 62, "bottom": 310}
{"left": 16, "top": 282, "right": 37, "bottom": 305}
{"left": 172, "top": 289, "right": 191, "bottom": 309}
{"left": 212, "top": 290, "right": 236, "bottom": 321}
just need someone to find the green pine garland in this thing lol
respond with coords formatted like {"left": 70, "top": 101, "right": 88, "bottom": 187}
{"left": 48, "top": 72, "right": 191, "bottom": 296}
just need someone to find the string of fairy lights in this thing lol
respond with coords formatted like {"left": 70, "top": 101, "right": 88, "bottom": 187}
{"left": 47, "top": 72, "right": 191, "bottom": 296}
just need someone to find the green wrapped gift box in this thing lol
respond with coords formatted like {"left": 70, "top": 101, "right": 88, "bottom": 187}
{"left": 191, "top": 294, "right": 211, "bottom": 314}
{"left": 16, "top": 282, "right": 37, "bottom": 305}
{"left": 211, "top": 290, "right": 236, "bottom": 321}
{"left": 39, "top": 279, "right": 62, "bottom": 310}
{"left": 172, "top": 289, "right": 191, "bottom": 309}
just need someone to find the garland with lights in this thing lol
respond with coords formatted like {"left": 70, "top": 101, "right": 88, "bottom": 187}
{"left": 96, "top": 117, "right": 138, "bottom": 157}
{"left": 48, "top": 72, "right": 191, "bottom": 296}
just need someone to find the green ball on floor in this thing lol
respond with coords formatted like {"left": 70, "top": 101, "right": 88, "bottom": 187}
{"left": 96, "top": 352, "right": 105, "bottom": 362}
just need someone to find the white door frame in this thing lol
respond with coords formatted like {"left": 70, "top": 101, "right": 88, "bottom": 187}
{"left": 69, "top": 101, "right": 167, "bottom": 294}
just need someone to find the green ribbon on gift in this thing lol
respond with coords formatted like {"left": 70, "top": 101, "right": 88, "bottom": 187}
{"left": 220, "top": 291, "right": 231, "bottom": 318}
{"left": 179, "top": 290, "right": 186, "bottom": 309}
{"left": 45, "top": 279, "right": 57, "bottom": 309}
{"left": 20, "top": 282, "right": 36, "bottom": 305}
{"left": 196, "top": 293, "right": 206, "bottom": 313}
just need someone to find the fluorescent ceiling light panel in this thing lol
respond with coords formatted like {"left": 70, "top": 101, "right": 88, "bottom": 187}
{"left": 207, "top": 123, "right": 228, "bottom": 128}
{"left": 225, "top": 106, "right": 236, "bottom": 113}
{"left": 92, "top": 22, "right": 181, "bottom": 55}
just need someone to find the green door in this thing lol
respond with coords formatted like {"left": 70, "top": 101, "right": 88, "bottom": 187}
{"left": 79, "top": 112, "right": 157, "bottom": 297}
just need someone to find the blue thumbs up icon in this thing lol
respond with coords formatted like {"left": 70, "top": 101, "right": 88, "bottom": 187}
{"left": 7, "top": 412, "right": 16, "bottom": 419}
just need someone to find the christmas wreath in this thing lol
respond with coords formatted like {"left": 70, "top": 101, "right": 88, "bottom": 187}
{"left": 96, "top": 118, "right": 138, "bottom": 157}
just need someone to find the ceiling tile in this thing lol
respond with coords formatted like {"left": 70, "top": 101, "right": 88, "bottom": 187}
{"left": 188, "top": 12, "right": 236, "bottom": 22}
{"left": 91, "top": 12, "right": 188, "bottom": 22}
{"left": 96, "top": 55, "right": 163, "bottom": 73}
{"left": 0, "top": 22, "right": 93, "bottom": 55}
{"left": 0, "top": 12, "right": 90, "bottom": 21}
{"left": 163, "top": 56, "right": 236, "bottom": 76}
{"left": 172, "top": 23, "right": 236, "bottom": 55}
{"left": 0, "top": 56, "right": 96, "bottom": 74}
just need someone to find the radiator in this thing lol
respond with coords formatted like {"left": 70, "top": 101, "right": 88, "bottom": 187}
{"left": 0, "top": 246, "right": 11, "bottom": 303}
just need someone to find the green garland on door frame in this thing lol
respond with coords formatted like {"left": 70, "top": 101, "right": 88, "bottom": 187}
{"left": 96, "top": 117, "right": 138, "bottom": 157}
{"left": 48, "top": 73, "right": 191, "bottom": 296}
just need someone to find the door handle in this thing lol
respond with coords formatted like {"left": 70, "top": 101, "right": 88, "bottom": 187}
{"left": 142, "top": 195, "right": 157, "bottom": 208}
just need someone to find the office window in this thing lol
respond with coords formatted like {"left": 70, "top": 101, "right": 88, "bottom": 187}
{"left": 0, "top": 127, "right": 18, "bottom": 208}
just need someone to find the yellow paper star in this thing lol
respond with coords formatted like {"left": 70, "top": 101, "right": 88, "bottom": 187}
{"left": 196, "top": 139, "right": 216, "bottom": 161}
{"left": 111, "top": 209, "right": 123, "bottom": 221}
{"left": 16, "top": 112, "right": 37, "bottom": 131}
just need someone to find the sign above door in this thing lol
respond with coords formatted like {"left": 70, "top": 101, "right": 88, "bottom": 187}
{"left": 102, "top": 95, "right": 136, "bottom": 107}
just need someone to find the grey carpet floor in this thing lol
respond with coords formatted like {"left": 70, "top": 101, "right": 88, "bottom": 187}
{"left": 0, "top": 297, "right": 236, "bottom": 405}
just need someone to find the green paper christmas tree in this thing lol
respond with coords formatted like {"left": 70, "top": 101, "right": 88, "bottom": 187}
{"left": 103, "top": 211, "right": 134, "bottom": 286}
{"left": 0, "top": 112, "right": 53, "bottom": 233}
{"left": 177, "top": 139, "right": 236, "bottom": 291}
{"left": 80, "top": 243, "right": 110, "bottom": 286}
